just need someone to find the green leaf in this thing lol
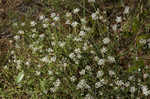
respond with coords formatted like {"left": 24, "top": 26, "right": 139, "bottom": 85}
{"left": 131, "top": 17, "right": 140, "bottom": 33}
{"left": 40, "top": 79, "right": 46, "bottom": 91}
{"left": 16, "top": 71, "right": 24, "bottom": 83}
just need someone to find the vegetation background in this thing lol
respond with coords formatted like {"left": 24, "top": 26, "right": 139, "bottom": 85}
{"left": 0, "top": 0, "right": 150, "bottom": 98}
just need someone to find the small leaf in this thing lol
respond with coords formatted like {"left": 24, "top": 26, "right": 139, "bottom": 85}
{"left": 16, "top": 71, "right": 24, "bottom": 83}
{"left": 40, "top": 79, "right": 46, "bottom": 90}
{"left": 131, "top": 17, "right": 140, "bottom": 33}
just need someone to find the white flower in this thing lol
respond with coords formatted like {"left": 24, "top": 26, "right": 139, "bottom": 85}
{"left": 85, "top": 84, "right": 91, "bottom": 89}
{"left": 83, "top": 43, "right": 88, "bottom": 51}
{"left": 39, "top": 15, "right": 45, "bottom": 20}
{"left": 63, "top": 63, "right": 67, "bottom": 68}
{"left": 59, "top": 42, "right": 66, "bottom": 47}
{"left": 91, "top": 13, "right": 98, "bottom": 20}
{"left": 48, "top": 70, "right": 53, "bottom": 75}
{"left": 11, "top": 50, "right": 15, "bottom": 55}
{"left": 31, "top": 34, "right": 36, "bottom": 38}
{"left": 74, "top": 37, "right": 82, "bottom": 41}
{"left": 79, "top": 31, "right": 86, "bottom": 36}
{"left": 4, "top": 65, "right": 8, "bottom": 69}
{"left": 88, "top": 0, "right": 95, "bottom": 3}
{"left": 95, "top": 9, "right": 100, "bottom": 14}
{"left": 97, "top": 70, "right": 104, "bottom": 78}
{"left": 71, "top": 21, "right": 78, "bottom": 27}
{"left": 115, "top": 80, "right": 124, "bottom": 86}
{"left": 14, "top": 35, "right": 20, "bottom": 40}
{"left": 41, "top": 56, "right": 49, "bottom": 63}
{"left": 85, "top": 65, "right": 91, "bottom": 71}
{"left": 36, "top": 71, "right": 41, "bottom": 75}
{"left": 109, "top": 70, "right": 115, "bottom": 76}
{"left": 9, "top": 40, "right": 13, "bottom": 44}
{"left": 98, "top": 59, "right": 105, "bottom": 65}
{"left": 138, "top": 79, "right": 141, "bottom": 82}
{"left": 124, "top": 81, "right": 130, "bottom": 87}
{"left": 16, "top": 60, "right": 21, "bottom": 65}
{"left": 30, "top": 21, "right": 36, "bottom": 27}
{"left": 115, "top": 16, "right": 122, "bottom": 23}
{"left": 139, "top": 39, "right": 146, "bottom": 44}
{"left": 74, "top": 48, "right": 81, "bottom": 53}
{"left": 107, "top": 56, "right": 115, "bottom": 63}
{"left": 54, "top": 79, "right": 61, "bottom": 87}
{"left": 100, "top": 47, "right": 107, "bottom": 54}
{"left": 128, "top": 76, "right": 134, "bottom": 81}
{"left": 90, "top": 50, "right": 95, "bottom": 54}
{"left": 123, "top": 6, "right": 130, "bottom": 14}
{"left": 95, "top": 82, "right": 102, "bottom": 88}
{"left": 25, "top": 61, "right": 30, "bottom": 66}
{"left": 136, "top": 56, "right": 138, "bottom": 61}
{"left": 51, "top": 13, "right": 56, "bottom": 18}
{"left": 84, "top": 94, "right": 94, "bottom": 99}
{"left": 76, "top": 79, "right": 90, "bottom": 90}
{"left": 70, "top": 76, "right": 76, "bottom": 82}
{"left": 94, "top": 56, "right": 99, "bottom": 61}
{"left": 65, "top": 20, "right": 71, "bottom": 24}
{"left": 50, "top": 87, "right": 56, "bottom": 93}
{"left": 21, "top": 22, "right": 25, "bottom": 26}
{"left": 39, "top": 34, "right": 45, "bottom": 38}
{"left": 143, "top": 73, "right": 149, "bottom": 79}
{"left": 13, "top": 22, "right": 18, "bottom": 26}
{"left": 112, "top": 24, "right": 117, "bottom": 31}
{"left": 81, "top": 18, "right": 87, "bottom": 24}
{"left": 77, "top": 54, "right": 82, "bottom": 59}
{"left": 66, "top": 12, "right": 72, "bottom": 17}
{"left": 76, "top": 79, "right": 86, "bottom": 89}
{"left": 79, "top": 69, "right": 86, "bottom": 75}
{"left": 130, "top": 86, "right": 136, "bottom": 93}
{"left": 99, "top": 15, "right": 103, "bottom": 20}
{"left": 18, "top": 30, "right": 24, "bottom": 34}
{"left": 100, "top": 79, "right": 107, "bottom": 84}
{"left": 43, "top": 24, "right": 48, "bottom": 28}
{"left": 141, "top": 85, "right": 150, "bottom": 96}
{"left": 73, "top": 8, "right": 80, "bottom": 14}
{"left": 69, "top": 53, "right": 75, "bottom": 59}
{"left": 83, "top": 26, "right": 91, "bottom": 32}
{"left": 32, "top": 28, "right": 37, "bottom": 32}
{"left": 103, "top": 37, "right": 110, "bottom": 44}
{"left": 53, "top": 16, "right": 60, "bottom": 21}
{"left": 75, "top": 61, "right": 79, "bottom": 65}
{"left": 43, "top": 18, "right": 49, "bottom": 22}
{"left": 147, "top": 38, "right": 150, "bottom": 42}
{"left": 51, "top": 41, "right": 56, "bottom": 46}
{"left": 51, "top": 56, "right": 56, "bottom": 62}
